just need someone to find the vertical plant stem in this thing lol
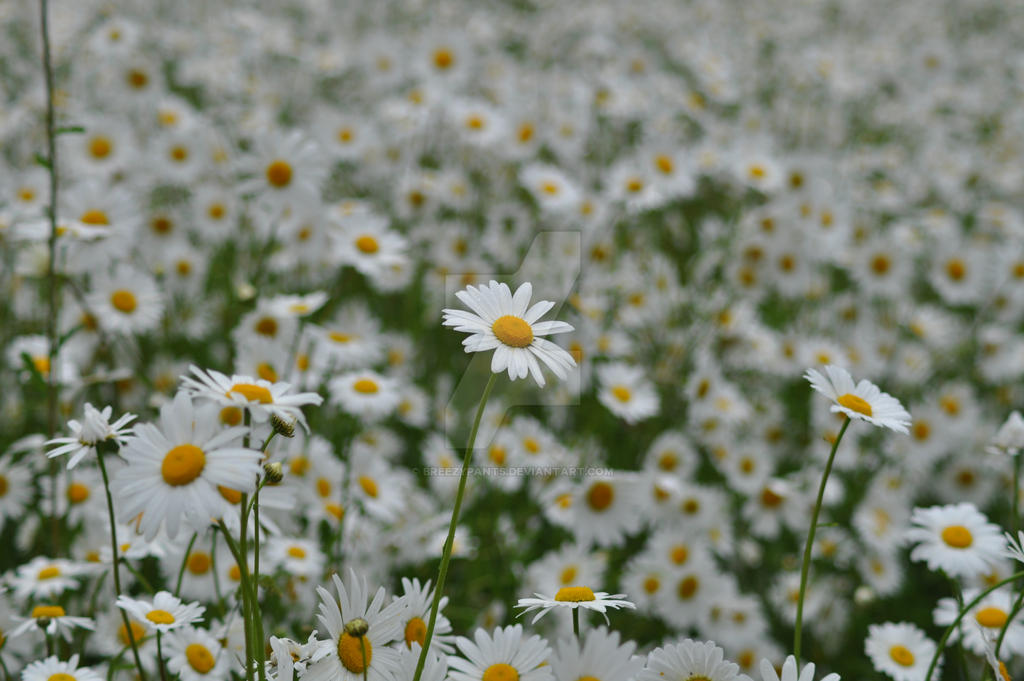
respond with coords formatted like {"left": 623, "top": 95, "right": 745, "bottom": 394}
{"left": 1013, "top": 454, "right": 1021, "bottom": 537}
{"left": 793, "top": 416, "right": 850, "bottom": 664}
{"left": 572, "top": 608, "right": 580, "bottom": 639}
{"left": 97, "top": 450, "right": 148, "bottom": 681}
{"left": 359, "top": 636, "right": 368, "bottom": 681}
{"left": 412, "top": 373, "right": 497, "bottom": 681}
{"left": 156, "top": 631, "right": 169, "bottom": 681}
{"left": 38, "top": 0, "right": 62, "bottom": 559}
{"left": 175, "top": 532, "right": 198, "bottom": 596}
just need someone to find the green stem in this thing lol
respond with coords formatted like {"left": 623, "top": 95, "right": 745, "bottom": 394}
{"left": 924, "top": 571, "right": 1024, "bottom": 681}
{"left": 359, "top": 636, "right": 368, "bottom": 681}
{"left": 949, "top": 580, "right": 970, "bottom": 681}
{"left": 1013, "top": 454, "right": 1021, "bottom": 538}
{"left": 995, "top": 587, "right": 1024, "bottom": 656}
{"left": 97, "top": 451, "right": 148, "bottom": 681}
{"left": 175, "top": 533, "right": 198, "bottom": 596}
{"left": 218, "top": 519, "right": 254, "bottom": 681}
{"left": 412, "top": 373, "right": 498, "bottom": 681}
{"left": 793, "top": 416, "right": 850, "bottom": 664}
{"left": 156, "top": 631, "right": 168, "bottom": 681}
{"left": 123, "top": 561, "right": 156, "bottom": 595}
{"left": 572, "top": 608, "right": 580, "bottom": 639}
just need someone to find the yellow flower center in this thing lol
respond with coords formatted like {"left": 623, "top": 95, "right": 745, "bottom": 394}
{"left": 337, "top": 632, "right": 372, "bottom": 673}
{"left": 761, "top": 487, "right": 784, "bottom": 508}
{"left": 554, "top": 586, "right": 596, "bottom": 602}
{"left": 492, "top": 315, "right": 534, "bottom": 348}
{"left": 559, "top": 566, "right": 578, "bottom": 584}
{"left": 0, "top": 475, "right": 7, "bottom": 496}
{"left": 218, "top": 486, "right": 242, "bottom": 504}
{"left": 146, "top": 610, "right": 176, "bottom": 625}
{"left": 482, "top": 664, "right": 519, "bottom": 681}
{"left": 118, "top": 620, "right": 147, "bottom": 646}
{"left": 171, "top": 146, "right": 188, "bottom": 162}
{"left": 404, "top": 617, "right": 426, "bottom": 648}
{"left": 578, "top": 677, "right": 601, "bottom": 681}
{"left": 219, "top": 407, "right": 243, "bottom": 426}
{"left": 941, "top": 525, "right": 973, "bottom": 548}
{"left": 946, "top": 259, "right": 966, "bottom": 281}
{"left": 326, "top": 503, "right": 345, "bottom": 520}
{"left": 353, "top": 379, "right": 379, "bottom": 394}
{"left": 889, "top": 645, "right": 915, "bottom": 667}
{"left": 186, "top": 643, "right": 216, "bottom": 673}
{"left": 655, "top": 155, "right": 674, "bottom": 174}
{"left": 265, "top": 160, "right": 293, "bottom": 188}
{"left": 356, "top": 235, "right": 379, "bottom": 254}
{"left": 643, "top": 576, "right": 660, "bottom": 593}
{"left": 161, "top": 444, "right": 206, "bottom": 486}
{"left": 32, "top": 605, "right": 65, "bottom": 618}
{"left": 837, "top": 393, "right": 872, "bottom": 416}
{"left": 229, "top": 565, "right": 241, "bottom": 581}
{"left": 38, "top": 566, "right": 60, "bottom": 580}
{"left": 110, "top": 290, "right": 138, "bottom": 313}
{"left": 287, "top": 546, "right": 306, "bottom": 559}
{"left": 187, "top": 552, "right": 212, "bottom": 575}
{"left": 228, "top": 383, "right": 273, "bottom": 403}
{"left": 317, "top": 478, "right": 331, "bottom": 497}
{"left": 289, "top": 457, "right": 310, "bottom": 476}
{"left": 67, "top": 482, "right": 90, "bottom": 504}
{"left": 611, "top": 386, "right": 631, "bottom": 402}
{"left": 359, "top": 476, "right": 379, "bottom": 498}
{"left": 48, "top": 675, "right": 76, "bottom": 681}
{"left": 587, "top": 482, "right": 614, "bottom": 511}
{"left": 89, "top": 136, "right": 113, "bottom": 159}
{"left": 80, "top": 209, "right": 109, "bottom": 225}
{"left": 257, "top": 363, "right": 279, "bottom": 383}
{"left": 671, "top": 545, "right": 689, "bottom": 565}
{"left": 433, "top": 48, "right": 454, "bottom": 70}
{"left": 678, "top": 576, "right": 699, "bottom": 599}
{"left": 976, "top": 607, "right": 1008, "bottom": 628}
{"left": 255, "top": 317, "right": 278, "bottom": 336}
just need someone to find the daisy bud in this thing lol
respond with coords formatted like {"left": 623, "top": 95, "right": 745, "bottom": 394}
{"left": 263, "top": 462, "right": 284, "bottom": 484}
{"left": 270, "top": 413, "right": 296, "bottom": 438}
{"left": 344, "top": 617, "right": 369, "bottom": 637}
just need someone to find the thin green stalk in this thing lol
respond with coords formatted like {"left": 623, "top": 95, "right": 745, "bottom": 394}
{"left": 412, "top": 373, "right": 498, "bottom": 681}
{"left": 995, "top": 587, "right": 1024, "bottom": 656}
{"left": 44, "top": 630, "right": 53, "bottom": 657}
{"left": 156, "top": 631, "right": 168, "bottom": 681}
{"left": 949, "top": 580, "right": 970, "bottom": 681}
{"left": 123, "top": 562, "right": 157, "bottom": 594}
{"left": 1013, "top": 454, "right": 1021, "bottom": 537}
{"left": 175, "top": 533, "right": 198, "bottom": 596}
{"left": 96, "top": 450, "right": 148, "bottom": 681}
{"left": 572, "top": 608, "right": 580, "bottom": 639}
{"left": 0, "top": 652, "right": 12, "bottom": 681}
{"left": 218, "top": 518, "right": 255, "bottom": 681}
{"left": 105, "top": 646, "right": 128, "bottom": 681}
{"left": 359, "top": 636, "right": 368, "bottom": 681}
{"left": 924, "top": 571, "right": 1024, "bottom": 681}
{"left": 793, "top": 416, "right": 850, "bottom": 664}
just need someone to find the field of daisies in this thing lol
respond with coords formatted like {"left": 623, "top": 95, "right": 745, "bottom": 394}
{"left": 3, "top": 1, "right": 1024, "bottom": 681}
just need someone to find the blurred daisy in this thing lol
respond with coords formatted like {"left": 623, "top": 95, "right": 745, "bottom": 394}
{"left": 449, "top": 624, "right": 554, "bottom": 681}
{"left": 10, "top": 605, "right": 95, "bottom": 641}
{"left": 268, "top": 633, "right": 330, "bottom": 681}
{"left": 596, "top": 363, "right": 660, "bottom": 424}
{"left": 8, "top": 556, "right": 91, "bottom": 601}
{"left": 111, "top": 391, "right": 263, "bottom": 539}
{"left": 516, "top": 586, "right": 635, "bottom": 624}
{"left": 46, "top": 403, "right": 135, "bottom": 469}
{"left": 165, "top": 626, "right": 235, "bottom": 681}
{"left": 638, "top": 639, "right": 749, "bottom": 681}
{"left": 242, "top": 129, "right": 328, "bottom": 209}
{"left": 21, "top": 655, "right": 101, "bottom": 681}
{"left": 87, "top": 265, "right": 164, "bottom": 334}
{"left": 180, "top": 366, "right": 324, "bottom": 431}
{"left": 116, "top": 591, "right": 204, "bottom": 632}
{"left": 865, "top": 622, "right": 938, "bottom": 681}
{"left": 328, "top": 371, "right": 401, "bottom": 421}
{"left": 550, "top": 627, "right": 644, "bottom": 681}
{"left": 804, "top": 365, "right": 911, "bottom": 433}
{"left": 905, "top": 503, "right": 1004, "bottom": 579}
{"left": 442, "top": 280, "right": 576, "bottom": 387}
{"left": 989, "top": 411, "right": 1024, "bottom": 455}
{"left": 759, "top": 655, "right": 838, "bottom": 681}
{"left": 934, "top": 588, "right": 1024, "bottom": 655}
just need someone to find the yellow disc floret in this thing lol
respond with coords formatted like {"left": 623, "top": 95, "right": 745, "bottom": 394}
{"left": 492, "top": 315, "right": 533, "bottom": 348}
{"left": 337, "top": 632, "right": 372, "bottom": 673}
{"left": 941, "top": 525, "right": 973, "bottom": 548}
{"left": 554, "top": 586, "right": 596, "bottom": 602}
{"left": 482, "top": 663, "right": 519, "bottom": 681}
{"left": 161, "top": 444, "right": 206, "bottom": 486}
{"left": 837, "top": 393, "right": 872, "bottom": 417}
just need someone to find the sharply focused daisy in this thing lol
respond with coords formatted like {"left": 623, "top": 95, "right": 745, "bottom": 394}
{"left": 110, "top": 391, "right": 264, "bottom": 539}
{"left": 449, "top": 624, "right": 554, "bottom": 681}
{"left": 804, "top": 365, "right": 911, "bottom": 433}
{"left": 116, "top": 591, "right": 205, "bottom": 632}
{"left": 46, "top": 403, "right": 135, "bottom": 469}
{"left": 864, "top": 622, "right": 937, "bottom": 681}
{"left": 442, "top": 280, "right": 576, "bottom": 387}
{"left": 516, "top": 586, "right": 635, "bottom": 623}
{"left": 180, "top": 365, "right": 324, "bottom": 431}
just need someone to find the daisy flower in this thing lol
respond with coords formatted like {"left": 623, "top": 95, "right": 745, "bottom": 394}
{"left": 10, "top": 605, "right": 95, "bottom": 641}
{"left": 905, "top": 503, "right": 1005, "bottom": 579}
{"left": 8, "top": 557, "right": 91, "bottom": 601}
{"left": 116, "top": 591, "right": 205, "bottom": 632}
{"left": 180, "top": 365, "right": 324, "bottom": 431}
{"left": 638, "top": 639, "right": 750, "bottom": 681}
{"left": 86, "top": 264, "right": 165, "bottom": 334}
{"left": 448, "top": 624, "right": 554, "bottom": 681}
{"left": 989, "top": 411, "right": 1024, "bottom": 455}
{"left": 165, "top": 626, "right": 235, "bottom": 681}
{"left": 550, "top": 627, "right": 644, "bottom": 681}
{"left": 596, "top": 363, "right": 660, "bottom": 424}
{"left": 328, "top": 371, "right": 401, "bottom": 421}
{"left": 110, "top": 391, "right": 264, "bottom": 539}
{"left": 393, "top": 577, "right": 455, "bottom": 654}
{"left": 46, "top": 403, "right": 135, "bottom": 469}
{"left": 304, "top": 569, "right": 404, "bottom": 681}
{"left": 397, "top": 643, "right": 449, "bottom": 681}
{"left": 933, "top": 588, "right": 1024, "bottom": 655}
{"left": 804, "top": 365, "right": 911, "bottom": 433}
{"left": 442, "top": 280, "right": 576, "bottom": 388}
{"left": 516, "top": 587, "right": 636, "bottom": 624}
{"left": 21, "top": 655, "right": 101, "bottom": 681}
{"left": 759, "top": 656, "right": 837, "bottom": 681}
{"left": 865, "top": 622, "right": 938, "bottom": 681}
{"left": 241, "top": 129, "right": 329, "bottom": 209}
{"left": 267, "top": 633, "right": 330, "bottom": 681}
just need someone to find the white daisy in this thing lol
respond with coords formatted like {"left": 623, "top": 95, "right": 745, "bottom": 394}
{"left": 46, "top": 403, "right": 135, "bottom": 469}
{"left": 550, "top": 627, "right": 645, "bottom": 681}
{"left": 804, "top": 365, "right": 911, "bottom": 433}
{"left": 516, "top": 587, "right": 635, "bottom": 624}
{"left": 448, "top": 624, "right": 554, "bottom": 681}
{"left": 116, "top": 591, "right": 204, "bottom": 632}
{"left": 110, "top": 391, "right": 264, "bottom": 539}
{"left": 638, "top": 639, "right": 750, "bottom": 681}
{"left": 10, "top": 605, "right": 95, "bottom": 641}
{"left": 442, "top": 280, "right": 576, "bottom": 387}
{"left": 759, "top": 656, "right": 837, "bottom": 681}
{"left": 394, "top": 577, "right": 455, "bottom": 655}
{"left": 165, "top": 626, "right": 235, "bottom": 681}
{"left": 596, "top": 363, "right": 660, "bottom": 424}
{"left": 180, "top": 366, "right": 324, "bottom": 432}
{"left": 865, "top": 622, "right": 937, "bottom": 681}
{"left": 86, "top": 264, "right": 165, "bottom": 335}
{"left": 328, "top": 371, "right": 401, "bottom": 421}
{"left": 21, "top": 655, "right": 101, "bottom": 681}
{"left": 905, "top": 503, "right": 1005, "bottom": 579}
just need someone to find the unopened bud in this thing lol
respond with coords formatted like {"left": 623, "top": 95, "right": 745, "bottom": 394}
{"left": 263, "top": 462, "right": 284, "bottom": 484}
{"left": 270, "top": 414, "right": 296, "bottom": 438}
{"left": 344, "top": 618, "right": 369, "bottom": 637}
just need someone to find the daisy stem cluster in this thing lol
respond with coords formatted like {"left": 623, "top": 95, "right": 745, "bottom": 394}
{"left": 95, "top": 443, "right": 148, "bottom": 681}
{"left": 793, "top": 416, "right": 850, "bottom": 664}
{"left": 924, "top": 571, "right": 1024, "bottom": 681}
{"left": 412, "top": 372, "right": 498, "bottom": 681}
{"left": 37, "top": 0, "right": 62, "bottom": 559}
